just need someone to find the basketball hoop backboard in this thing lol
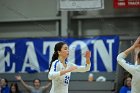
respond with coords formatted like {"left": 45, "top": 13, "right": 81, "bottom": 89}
{"left": 59, "top": 0, "right": 104, "bottom": 11}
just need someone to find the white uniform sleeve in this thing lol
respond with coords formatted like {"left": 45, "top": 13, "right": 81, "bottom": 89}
{"left": 70, "top": 63, "right": 91, "bottom": 72}
{"left": 117, "top": 52, "right": 136, "bottom": 75}
{"left": 48, "top": 61, "right": 60, "bottom": 80}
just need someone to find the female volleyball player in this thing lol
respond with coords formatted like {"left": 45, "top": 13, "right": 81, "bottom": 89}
{"left": 117, "top": 36, "right": 140, "bottom": 93}
{"left": 48, "top": 42, "right": 91, "bottom": 93}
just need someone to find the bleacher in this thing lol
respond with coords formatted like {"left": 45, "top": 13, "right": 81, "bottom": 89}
{"left": 0, "top": 72, "right": 116, "bottom": 93}
{"left": 69, "top": 72, "right": 116, "bottom": 93}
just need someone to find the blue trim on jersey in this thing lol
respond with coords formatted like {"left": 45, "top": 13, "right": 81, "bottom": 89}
{"left": 54, "top": 60, "right": 59, "bottom": 71}
{"left": 126, "top": 61, "right": 133, "bottom": 65}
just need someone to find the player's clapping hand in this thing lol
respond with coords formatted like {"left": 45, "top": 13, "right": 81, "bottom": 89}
{"left": 67, "top": 66, "right": 77, "bottom": 72}
{"left": 85, "top": 51, "right": 91, "bottom": 59}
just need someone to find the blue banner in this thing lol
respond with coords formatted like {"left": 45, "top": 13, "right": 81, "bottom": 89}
{"left": 0, "top": 36, "right": 119, "bottom": 73}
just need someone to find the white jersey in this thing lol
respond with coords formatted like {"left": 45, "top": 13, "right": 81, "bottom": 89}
{"left": 48, "top": 59, "right": 91, "bottom": 93}
{"left": 117, "top": 52, "right": 140, "bottom": 93}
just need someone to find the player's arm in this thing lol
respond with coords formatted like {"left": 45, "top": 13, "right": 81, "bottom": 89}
{"left": 117, "top": 36, "right": 140, "bottom": 74}
{"left": 124, "top": 36, "right": 140, "bottom": 56}
{"left": 117, "top": 52, "right": 137, "bottom": 75}
{"left": 48, "top": 61, "right": 60, "bottom": 80}
{"left": 48, "top": 62, "right": 77, "bottom": 80}
{"left": 72, "top": 51, "right": 91, "bottom": 72}
{"left": 71, "top": 63, "right": 91, "bottom": 72}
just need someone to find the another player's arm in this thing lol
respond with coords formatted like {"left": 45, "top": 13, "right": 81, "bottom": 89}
{"left": 117, "top": 36, "right": 140, "bottom": 74}
{"left": 117, "top": 52, "right": 136, "bottom": 75}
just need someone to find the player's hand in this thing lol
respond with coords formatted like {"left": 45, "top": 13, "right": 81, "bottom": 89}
{"left": 84, "top": 51, "right": 91, "bottom": 64}
{"left": 84, "top": 51, "right": 91, "bottom": 59}
{"left": 133, "top": 36, "right": 140, "bottom": 48}
{"left": 67, "top": 66, "right": 77, "bottom": 72}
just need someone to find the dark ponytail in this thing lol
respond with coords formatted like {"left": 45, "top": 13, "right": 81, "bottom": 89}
{"left": 49, "top": 52, "right": 58, "bottom": 71}
{"left": 49, "top": 42, "right": 66, "bottom": 71}
{"left": 138, "top": 51, "right": 140, "bottom": 59}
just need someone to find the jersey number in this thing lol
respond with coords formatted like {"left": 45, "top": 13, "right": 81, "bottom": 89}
{"left": 64, "top": 76, "right": 70, "bottom": 84}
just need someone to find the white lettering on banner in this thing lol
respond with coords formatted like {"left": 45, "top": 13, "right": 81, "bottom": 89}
{"left": 21, "top": 42, "right": 40, "bottom": 72}
{"left": 0, "top": 43, "right": 15, "bottom": 72}
{"left": 91, "top": 39, "right": 114, "bottom": 72}
{"left": 68, "top": 41, "right": 89, "bottom": 65}
{"left": 43, "top": 41, "right": 59, "bottom": 64}
{"left": 8, "top": 63, "right": 16, "bottom": 73}
{"left": 0, "top": 38, "right": 117, "bottom": 73}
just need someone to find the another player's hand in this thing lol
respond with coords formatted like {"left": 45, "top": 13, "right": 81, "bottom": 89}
{"left": 133, "top": 36, "right": 140, "bottom": 48}
{"left": 15, "top": 75, "right": 22, "bottom": 80}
